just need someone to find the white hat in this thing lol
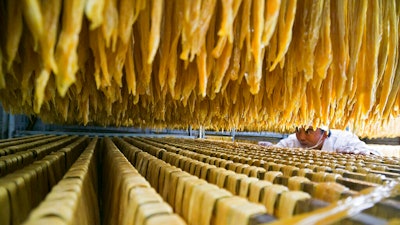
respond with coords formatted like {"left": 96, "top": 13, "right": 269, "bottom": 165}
{"left": 320, "top": 125, "right": 329, "bottom": 131}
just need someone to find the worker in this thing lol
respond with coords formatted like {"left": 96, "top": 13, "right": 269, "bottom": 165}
{"left": 259, "top": 126, "right": 381, "bottom": 156}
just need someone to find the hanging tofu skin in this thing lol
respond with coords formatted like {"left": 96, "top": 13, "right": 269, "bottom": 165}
{"left": 54, "top": 0, "right": 86, "bottom": 96}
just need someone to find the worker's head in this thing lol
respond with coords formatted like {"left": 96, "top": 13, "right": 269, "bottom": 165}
{"left": 295, "top": 126, "right": 329, "bottom": 150}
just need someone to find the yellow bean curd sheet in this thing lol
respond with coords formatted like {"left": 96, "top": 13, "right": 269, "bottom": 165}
{"left": 1, "top": 0, "right": 400, "bottom": 138}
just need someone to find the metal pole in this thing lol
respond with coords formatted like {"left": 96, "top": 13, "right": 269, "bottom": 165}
{"left": 1, "top": 108, "right": 7, "bottom": 139}
{"left": 188, "top": 125, "right": 192, "bottom": 136}
{"left": 199, "top": 125, "right": 205, "bottom": 139}
{"left": 8, "top": 114, "right": 15, "bottom": 139}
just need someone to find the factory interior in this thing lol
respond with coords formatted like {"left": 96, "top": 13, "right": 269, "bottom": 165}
{"left": 1, "top": 0, "right": 400, "bottom": 225}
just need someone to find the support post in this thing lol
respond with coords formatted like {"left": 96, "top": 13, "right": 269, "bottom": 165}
{"left": 199, "top": 126, "right": 205, "bottom": 139}
{"left": 8, "top": 114, "right": 15, "bottom": 139}
{"left": 231, "top": 127, "right": 236, "bottom": 142}
{"left": 1, "top": 108, "right": 8, "bottom": 139}
{"left": 188, "top": 125, "right": 192, "bottom": 136}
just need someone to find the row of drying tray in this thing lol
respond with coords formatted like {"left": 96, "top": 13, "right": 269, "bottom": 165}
{"left": 124, "top": 136, "right": 400, "bottom": 224}
{"left": 0, "top": 134, "right": 399, "bottom": 224}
